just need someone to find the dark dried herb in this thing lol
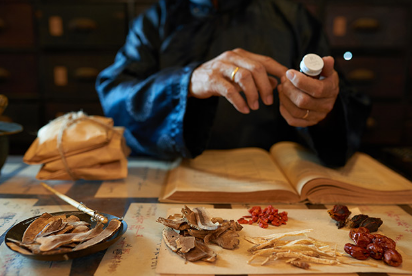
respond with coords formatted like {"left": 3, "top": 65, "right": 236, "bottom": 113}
{"left": 327, "top": 205, "right": 351, "bottom": 228}
{"left": 348, "top": 214, "right": 369, "bottom": 228}
{"left": 359, "top": 217, "right": 383, "bottom": 232}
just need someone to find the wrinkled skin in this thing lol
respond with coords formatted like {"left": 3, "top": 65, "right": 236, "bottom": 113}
{"left": 190, "top": 48, "right": 339, "bottom": 127}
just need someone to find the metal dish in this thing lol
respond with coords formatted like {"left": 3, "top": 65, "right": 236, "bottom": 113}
{"left": 5, "top": 210, "right": 127, "bottom": 261}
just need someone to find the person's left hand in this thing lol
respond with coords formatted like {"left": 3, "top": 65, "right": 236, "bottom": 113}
{"left": 277, "top": 56, "right": 339, "bottom": 127}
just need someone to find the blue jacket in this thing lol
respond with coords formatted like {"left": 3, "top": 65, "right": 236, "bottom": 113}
{"left": 96, "top": 0, "right": 371, "bottom": 166}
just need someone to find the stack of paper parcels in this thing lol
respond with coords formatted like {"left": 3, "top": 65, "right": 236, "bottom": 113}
{"left": 23, "top": 111, "right": 130, "bottom": 180}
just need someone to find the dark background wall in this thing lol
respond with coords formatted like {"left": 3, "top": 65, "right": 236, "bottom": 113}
{"left": 1, "top": 0, "right": 412, "bottom": 156}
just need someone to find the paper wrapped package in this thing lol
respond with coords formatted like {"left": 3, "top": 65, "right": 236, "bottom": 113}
{"left": 23, "top": 111, "right": 130, "bottom": 180}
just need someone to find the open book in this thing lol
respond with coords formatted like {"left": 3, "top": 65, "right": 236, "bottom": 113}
{"left": 159, "top": 141, "right": 412, "bottom": 204}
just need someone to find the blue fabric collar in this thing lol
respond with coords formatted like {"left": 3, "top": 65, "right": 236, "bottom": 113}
{"left": 189, "top": 0, "right": 250, "bottom": 12}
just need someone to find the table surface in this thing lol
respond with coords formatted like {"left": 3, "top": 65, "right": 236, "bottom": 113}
{"left": 0, "top": 155, "right": 412, "bottom": 276}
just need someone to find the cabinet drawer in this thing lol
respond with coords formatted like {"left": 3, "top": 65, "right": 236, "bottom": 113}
{"left": 44, "top": 103, "right": 104, "bottom": 123}
{"left": 0, "top": 4, "right": 35, "bottom": 48}
{"left": 0, "top": 54, "right": 38, "bottom": 98}
{"left": 37, "top": 4, "right": 126, "bottom": 48}
{"left": 42, "top": 54, "right": 115, "bottom": 100}
{"left": 2, "top": 102, "right": 39, "bottom": 149}
{"left": 362, "top": 103, "right": 404, "bottom": 145}
{"left": 336, "top": 56, "right": 405, "bottom": 99}
{"left": 325, "top": 5, "right": 408, "bottom": 48}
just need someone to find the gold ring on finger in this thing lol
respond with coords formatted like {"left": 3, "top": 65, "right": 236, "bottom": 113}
{"left": 302, "top": 109, "right": 310, "bottom": 119}
{"left": 231, "top": 67, "right": 239, "bottom": 81}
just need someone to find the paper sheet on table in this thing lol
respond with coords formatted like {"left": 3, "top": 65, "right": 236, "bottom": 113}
{"left": 0, "top": 164, "right": 73, "bottom": 195}
{"left": 94, "top": 203, "right": 213, "bottom": 276}
{"left": 156, "top": 208, "right": 412, "bottom": 275}
{"left": 0, "top": 198, "right": 38, "bottom": 236}
{"left": 95, "top": 159, "right": 178, "bottom": 198}
{"left": 0, "top": 205, "right": 76, "bottom": 276}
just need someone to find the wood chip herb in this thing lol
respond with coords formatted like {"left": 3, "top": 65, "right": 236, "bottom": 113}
{"left": 157, "top": 205, "right": 243, "bottom": 263}
{"left": 7, "top": 213, "right": 121, "bottom": 256}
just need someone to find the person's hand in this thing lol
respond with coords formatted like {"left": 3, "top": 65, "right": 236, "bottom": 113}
{"left": 277, "top": 56, "right": 339, "bottom": 127}
{"left": 189, "top": 48, "right": 288, "bottom": 114}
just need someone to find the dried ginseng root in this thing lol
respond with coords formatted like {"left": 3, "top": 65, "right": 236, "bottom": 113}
{"left": 7, "top": 212, "right": 121, "bottom": 256}
{"left": 157, "top": 205, "right": 243, "bottom": 263}
{"left": 245, "top": 229, "right": 378, "bottom": 270}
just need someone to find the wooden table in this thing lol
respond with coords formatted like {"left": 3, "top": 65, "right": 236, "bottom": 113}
{"left": 1, "top": 155, "right": 411, "bottom": 276}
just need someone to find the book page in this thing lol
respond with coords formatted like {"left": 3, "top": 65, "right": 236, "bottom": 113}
{"left": 270, "top": 142, "right": 412, "bottom": 196}
{"left": 164, "top": 148, "right": 296, "bottom": 197}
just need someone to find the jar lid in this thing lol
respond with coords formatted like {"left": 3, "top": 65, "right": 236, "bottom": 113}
{"left": 300, "top": 54, "right": 324, "bottom": 76}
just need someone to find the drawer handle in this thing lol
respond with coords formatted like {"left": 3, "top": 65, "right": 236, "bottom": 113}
{"left": 352, "top": 18, "right": 380, "bottom": 32}
{"left": 74, "top": 67, "right": 99, "bottom": 81}
{"left": 0, "top": 68, "right": 10, "bottom": 82}
{"left": 347, "top": 69, "right": 375, "bottom": 83}
{"left": 366, "top": 117, "right": 377, "bottom": 130}
{"left": 68, "top": 18, "right": 97, "bottom": 32}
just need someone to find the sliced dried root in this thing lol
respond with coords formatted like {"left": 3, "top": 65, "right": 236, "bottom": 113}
{"left": 245, "top": 229, "right": 343, "bottom": 270}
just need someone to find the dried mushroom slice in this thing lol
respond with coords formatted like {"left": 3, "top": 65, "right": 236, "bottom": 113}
{"left": 181, "top": 206, "right": 200, "bottom": 229}
{"left": 156, "top": 217, "right": 190, "bottom": 231}
{"left": 162, "top": 227, "right": 179, "bottom": 252}
{"left": 178, "top": 240, "right": 217, "bottom": 262}
{"left": 158, "top": 206, "right": 243, "bottom": 263}
{"left": 176, "top": 236, "right": 196, "bottom": 253}
{"left": 193, "top": 207, "right": 219, "bottom": 230}
{"left": 209, "top": 230, "right": 240, "bottom": 249}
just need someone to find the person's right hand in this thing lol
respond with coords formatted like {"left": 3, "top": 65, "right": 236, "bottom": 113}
{"left": 189, "top": 48, "right": 288, "bottom": 114}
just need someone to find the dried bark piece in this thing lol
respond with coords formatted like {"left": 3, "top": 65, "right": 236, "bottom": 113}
{"left": 67, "top": 215, "right": 80, "bottom": 223}
{"left": 36, "top": 218, "right": 65, "bottom": 238}
{"left": 71, "top": 225, "right": 90, "bottom": 233}
{"left": 6, "top": 242, "right": 33, "bottom": 255}
{"left": 40, "top": 247, "right": 74, "bottom": 255}
{"left": 56, "top": 224, "right": 74, "bottom": 235}
{"left": 36, "top": 223, "right": 104, "bottom": 251}
{"left": 73, "top": 219, "right": 121, "bottom": 251}
{"left": 7, "top": 238, "right": 42, "bottom": 254}
{"left": 22, "top": 213, "right": 53, "bottom": 244}
{"left": 67, "top": 220, "right": 90, "bottom": 228}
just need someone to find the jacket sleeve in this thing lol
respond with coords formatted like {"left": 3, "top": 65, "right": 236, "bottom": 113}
{"left": 96, "top": 5, "right": 199, "bottom": 160}
{"left": 289, "top": 4, "right": 372, "bottom": 167}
